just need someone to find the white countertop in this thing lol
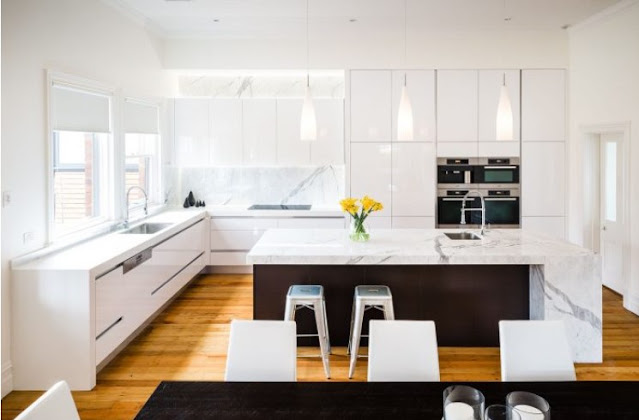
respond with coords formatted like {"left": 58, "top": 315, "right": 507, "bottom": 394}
{"left": 13, "top": 210, "right": 207, "bottom": 275}
{"left": 246, "top": 228, "right": 596, "bottom": 265}
{"left": 205, "top": 204, "right": 343, "bottom": 218}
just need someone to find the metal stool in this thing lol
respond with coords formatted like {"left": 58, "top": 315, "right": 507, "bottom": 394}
{"left": 347, "top": 285, "right": 395, "bottom": 379}
{"left": 284, "top": 285, "right": 331, "bottom": 379}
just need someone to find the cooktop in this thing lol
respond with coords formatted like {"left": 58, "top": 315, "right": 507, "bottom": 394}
{"left": 248, "top": 204, "right": 312, "bottom": 210}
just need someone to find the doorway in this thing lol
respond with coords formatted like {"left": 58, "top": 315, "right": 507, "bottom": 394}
{"left": 581, "top": 124, "right": 630, "bottom": 295}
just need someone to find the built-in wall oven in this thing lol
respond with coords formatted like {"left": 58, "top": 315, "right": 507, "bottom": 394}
{"left": 436, "top": 157, "right": 521, "bottom": 228}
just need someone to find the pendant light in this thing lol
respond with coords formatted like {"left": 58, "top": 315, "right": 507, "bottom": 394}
{"left": 496, "top": 0, "right": 513, "bottom": 141}
{"left": 300, "top": 0, "right": 317, "bottom": 141}
{"left": 397, "top": 0, "right": 413, "bottom": 141}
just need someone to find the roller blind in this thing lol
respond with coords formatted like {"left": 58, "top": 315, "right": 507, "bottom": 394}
{"left": 124, "top": 100, "right": 159, "bottom": 134}
{"left": 51, "top": 84, "right": 111, "bottom": 133}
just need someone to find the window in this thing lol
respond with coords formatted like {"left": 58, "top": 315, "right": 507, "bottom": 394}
{"left": 49, "top": 78, "right": 113, "bottom": 240}
{"left": 123, "top": 100, "right": 162, "bottom": 219}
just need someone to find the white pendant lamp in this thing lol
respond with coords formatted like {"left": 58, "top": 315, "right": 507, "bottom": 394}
{"left": 300, "top": 0, "right": 317, "bottom": 141}
{"left": 397, "top": 0, "right": 414, "bottom": 141}
{"left": 496, "top": 73, "right": 513, "bottom": 140}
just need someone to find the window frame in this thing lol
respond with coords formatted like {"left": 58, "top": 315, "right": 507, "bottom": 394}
{"left": 47, "top": 71, "right": 116, "bottom": 244}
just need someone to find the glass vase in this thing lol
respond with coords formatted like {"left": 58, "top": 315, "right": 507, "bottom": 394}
{"left": 349, "top": 218, "right": 370, "bottom": 242}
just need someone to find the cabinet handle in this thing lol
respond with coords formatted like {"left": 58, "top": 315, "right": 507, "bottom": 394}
{"left": 96, "top": 316, "right": 123, "bottom": 340}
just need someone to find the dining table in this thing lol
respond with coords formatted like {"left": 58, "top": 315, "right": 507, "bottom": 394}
{"left": 134, "top": 380, "right": 639, "bottom": 419}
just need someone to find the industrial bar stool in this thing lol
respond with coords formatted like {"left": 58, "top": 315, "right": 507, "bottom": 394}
{"left": 347, "top": 285, "right": 395, "bottom": 379}
{"left": 284, "top": 285, "right": 331, "bottom": 379}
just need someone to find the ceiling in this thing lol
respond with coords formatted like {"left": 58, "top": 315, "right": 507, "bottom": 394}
{"left": 105, "top": 0, "right": 619, "bottom": 40}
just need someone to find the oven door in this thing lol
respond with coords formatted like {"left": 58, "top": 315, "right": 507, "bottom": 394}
{"left": 437, "top": 196, "right": 481, "bottom": 225}
{"left": 484, "top": 196, "right": 520, "bottom": 226}
{"left": 477, "top": 165, "right": 519, "bottom": 184}
{"left": 437, "top": 166, "right": 475, "bottom": 184}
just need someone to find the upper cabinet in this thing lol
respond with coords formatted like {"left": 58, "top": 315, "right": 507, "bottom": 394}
{"left": 243, "top": 99, "right": 277, "bottom": 165}
{"left": 210, "top": 99, "right": 242, "bottom": 165}
{"left": 276, "top": 99, "right": 311, "bottom": 165}
{"left": 311, "top": 99, "right": 345, "bottom": 165}
{"left": 391, "top": 70, "right": 436, "bottom": 142}
{"left": 521, "top": 69, "right": 566, "bottom": 142}
{"left": 437, "top": 70, "right": 478, "bottom": 143}
{"left": 174, "top": 98, "right": 210, "bottom": 167}
{"left": 350, "top": 70, "right": 392, "bottom": 142}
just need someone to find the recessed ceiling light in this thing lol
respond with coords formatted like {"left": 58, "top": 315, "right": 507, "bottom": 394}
{"left": 213, "top": 19, "right": 220, "bottom": 23}
{"left": 349, "top": 18, "right": 357, "bottom": 23}
{"left": 561, "top": 24, "right": 571, "bottom": 30}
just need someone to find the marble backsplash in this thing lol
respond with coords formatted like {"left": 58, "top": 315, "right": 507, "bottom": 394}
{"left": 168, "top": 165, "right": 345, "bottom": 207}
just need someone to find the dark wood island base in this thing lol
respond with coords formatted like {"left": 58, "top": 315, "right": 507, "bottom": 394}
{"left": 253, "top": 264, "right": 530, "bottom": 347}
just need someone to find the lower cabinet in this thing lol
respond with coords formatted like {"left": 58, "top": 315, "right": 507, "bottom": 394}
{"left": 392, "top": 217, "right": 436, "bottom": 229}
{"left": 522, "top": 216, "right": 565, "bottom": 239}
{"left": 209, "top": 216, "right": 345, "bottom": 265}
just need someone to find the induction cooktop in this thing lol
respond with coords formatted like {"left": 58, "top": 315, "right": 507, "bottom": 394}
{"left": 248, "top": 204, "right": 312, "bottom": 210}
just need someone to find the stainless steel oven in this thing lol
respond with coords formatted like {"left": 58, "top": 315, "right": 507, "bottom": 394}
{"left": 437, "top": 188, "right": 520, "bottom": 228}
{"left": 475, "top": 157, "right": 520, "bottom": 187}
{"left": 437, "top": 158, "right": 478, "bottom": 188}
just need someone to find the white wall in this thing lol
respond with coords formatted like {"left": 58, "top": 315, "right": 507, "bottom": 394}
{"left": 567, "top": 1, "right": 639, "bottom": 313}
{"left": 1, "top": 0, "right": 172, "bottom": 396}
{"left": 164, "top": 29, "right": 569, "bottom": 69}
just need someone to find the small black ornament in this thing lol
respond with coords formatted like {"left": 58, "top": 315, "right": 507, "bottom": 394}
{"left": 202, "top": 201, "right": 206, "bottom": 207}
{"left": 188, "top": 191, "right": 196, "bottom": 206}
{"left": 183, "top": 198, "right": 190, "bottom": 208}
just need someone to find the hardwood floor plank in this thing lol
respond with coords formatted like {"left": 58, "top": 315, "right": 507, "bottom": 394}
{"left": 2, "top": 274, "right": 639, "bottom": 419}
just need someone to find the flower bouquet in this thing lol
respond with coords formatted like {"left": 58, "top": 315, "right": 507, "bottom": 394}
{"left": 339, "top": 195, "right": 384, "bottom": 242}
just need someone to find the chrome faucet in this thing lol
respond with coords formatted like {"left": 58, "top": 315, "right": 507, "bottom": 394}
{"left": 460, "top": 190, "right": 486, "bottom": 236}
{"left": 125, "top": 186, "right": 148, "bottom": 226}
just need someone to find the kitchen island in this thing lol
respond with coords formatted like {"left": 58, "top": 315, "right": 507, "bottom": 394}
{"left": 247, "top": 229, "right": 601, "bottom": 363}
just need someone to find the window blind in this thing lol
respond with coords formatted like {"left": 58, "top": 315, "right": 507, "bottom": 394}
{"left": 51, "top": 84, "right": 111, "bottom": 133}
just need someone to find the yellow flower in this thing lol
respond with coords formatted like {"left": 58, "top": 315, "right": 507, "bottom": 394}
{"left": 339, "top": 197, "right": 359, "bottom": 215}
{"left": 361, "top": 195, "right": 375, "bottom": 212}
{"left": 371, "top": 201, "right": 384, "bottom": 212}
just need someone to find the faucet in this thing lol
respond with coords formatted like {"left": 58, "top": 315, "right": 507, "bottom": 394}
{"left": 460, "top": 190, "right": 486, "bottom": 236}
{"left": 125, "top": 186, "right": 148, "bottom": 226}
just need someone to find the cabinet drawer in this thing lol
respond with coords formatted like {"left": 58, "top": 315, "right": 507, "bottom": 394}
{"left": 277, "top": 218, "right": 344, "bottom": 229}
{"left": 155, "top": 219, "right": 205, "bottom": 252}
{"left": 211, "top": 230, "right": 264, "bottom": 251}
{"left": 95, "top": 266, "right": 125, "bottom": 338}
{"left": 210, "top": 251, "right": 248, "bottom": 266}
{"left": 152, "top": 254, "right": 206, "bottom": 302}
{"left": 211, "top": 217, "right": 278, "bottom": 231}
{"left": 95, "top": 314, "right": 129, "bottom": 365}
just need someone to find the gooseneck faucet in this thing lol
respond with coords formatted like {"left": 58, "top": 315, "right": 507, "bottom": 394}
{"left": 125, "top": 186, "right": 148, "bottom": 226}
{"left": 460, "top": 190, "right": 486, "bottom": 236}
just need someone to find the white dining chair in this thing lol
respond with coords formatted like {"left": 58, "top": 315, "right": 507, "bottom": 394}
{"left": 15, "top": 380, "right": 80, "bottom": 420}
{"left": 225, "top": 320, "right": 297, "bottom": 382}
{"left": 499, "top": 320, "right": 576, "bottom": 381}
{"left": 367, "top": 320, "right": 440, "bottom": 382}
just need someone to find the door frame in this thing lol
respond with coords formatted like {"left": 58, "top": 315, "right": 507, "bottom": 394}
{"left": 580, "top": 122, "right": 631, "bottom": 295}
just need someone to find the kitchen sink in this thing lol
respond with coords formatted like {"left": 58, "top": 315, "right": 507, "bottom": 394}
{"left": 444, "top": 232, "right": 482, "bottom": 241}
{"left": 121, "top": 222, "right": 172, "bottom": 235}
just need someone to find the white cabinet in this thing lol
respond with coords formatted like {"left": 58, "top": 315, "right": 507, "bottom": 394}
{"left": 392, "top": 143, "right": 436, "bottom": 217}
{"left": 392, "top": 70, "right": 435, "bottom": 142}
{"left": 522, "top": 217, "right": 565, "bottom": 239}
{"left": 311, "top": 99, "right": 345, "bottom": 165}
{"left": 277, "top": 218, "right": 344, "bottom": 229}
{"left": 522, "top": 142, "right": 565, "bottom": 217}
{"left": 522, "top": 69, "right": 566, "bottom": 141}
{"left": 437, "top": 142, "right": 479, "bottom": 158}
{"left": 242, "top": 99, "right": 277, "bottom": 165}
{"left": 479, "top": 70, "right": 521, "bottom": 142}
{"left": 276, "top": 99, "right": 311, "bottom": 165}
{"left": 350, "top": 70, "right": 392, "bottom": 142}
{"left": 210, "top": 99, "right": 243, "bottom": 165}
{"left": 350, "top": 143, "right": 392, "bottom": 216}
{"left": 174, "top": 98, "right": 210, "bottom": 166}
{"left": 437, "top": 70, "right": 478, "bottom": 143}
{"left": 392, "top": 217, "right": 435, "bottom": 229}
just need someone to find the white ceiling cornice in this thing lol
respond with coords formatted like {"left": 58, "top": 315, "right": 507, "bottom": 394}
{"left": 568, "top": 0, "right": 638, "bottom": 32}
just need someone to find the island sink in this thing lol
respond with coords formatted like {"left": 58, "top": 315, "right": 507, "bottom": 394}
{"left": 444, "top": 232, "right": 481, "bottom": 240}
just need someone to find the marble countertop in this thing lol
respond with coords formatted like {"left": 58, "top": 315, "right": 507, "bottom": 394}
{"left": 246, "top": 228, "right": 597, "bottom": 265}
{"left": 205, "top": 204, "right": 343, "bottom": 218}
{"left": 13, "top": 210, "right": 208, "bottom": 275}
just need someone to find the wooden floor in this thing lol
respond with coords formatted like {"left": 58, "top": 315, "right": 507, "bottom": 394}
{"left": 2, "top": 273, "right": 639, "bottom": 419}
